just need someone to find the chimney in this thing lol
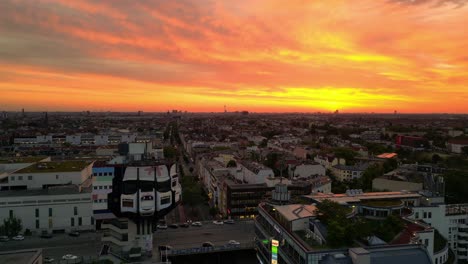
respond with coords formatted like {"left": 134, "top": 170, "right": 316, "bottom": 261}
{"left": 349, "top": 248, "right": 370, "bottom": 264}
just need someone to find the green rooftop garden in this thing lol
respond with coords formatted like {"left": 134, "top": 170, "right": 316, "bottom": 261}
{"left": 16, "top": 161, "right": 91, "bottom": 173}
{"left": 0, "top": 156, "right": 47, "bottom": 164}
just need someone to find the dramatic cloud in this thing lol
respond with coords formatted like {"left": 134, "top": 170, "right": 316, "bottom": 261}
{"left": 0, "top": 0, "right": 467, "bottom": 112}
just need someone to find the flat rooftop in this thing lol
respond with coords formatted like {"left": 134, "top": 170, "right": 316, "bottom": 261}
{"left": 15, "top": 160, "right": 91, "bottom": 173}
{"left": 305, "top": 191, "right": 421, "bottom": 204}
{"left": 0, "top": 249, "right": 41, "bottom": 264}
{"left": 0, "top": 185, "right": 91, "bottom": 198}
{"left": 0, "top": 156, "right": 47, "bottom": 164}
{"left": 275, "top": 204, "right": 317, "bottom": 221}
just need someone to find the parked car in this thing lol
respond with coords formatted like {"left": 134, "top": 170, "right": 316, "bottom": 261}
{"left": 158, "top": 245, "right": 173, "bottom": 251}
{"left": 213, "top": 220, "right": 224, "bottom": 225}
{"left": 168, "top": 224, "right": 179, "bottom": 229}
{"left": 0, "top": 236, "right": 9, "bottom": 242}
{"left": 228, "top": 240, "right": 240, "bottom": 246}
{"left": 69, "top": 231, "right": 80, "bottom": 237}
{"left": 224, "top": 219, "right": 235, "bottom": 224}
{"left": 12, "top": 235, "right": 24, "bottom": 241}
{"left": 40, "top": 232, "right": 53, "bottom": 239}
{"left": 157, "top": 224, "right": 168, "bottom": 230}
{"left": 179, "top": 223, "right": 189, "bottom": 228}
{"left": 186, "top": 220, "right": 193, "bottom": 225}
{"left": 62, "top": 254, "right": 78, "bottom": 260}
{"left": 202, "top": 241, "right": 214, "bottom": 247}
{"left": 44, "top": 257, "right": 55, "bottom": 263}
{"left": 192, "top": 221, "right": 202, "bottom": 227}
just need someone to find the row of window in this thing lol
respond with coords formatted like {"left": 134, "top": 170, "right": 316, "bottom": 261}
{"left": 93, "top": 185, "right": 112, "bottom": 190}
{"left": 415, "top": 211, "right": 432, "bottom": 219}
{"left": 32, "top": 207, "right": 79, "bottom": 217}
{"left": 34, "top": 217, "right": 94, "bottom": 228}
{"left": 10, "top": 175, "right": 33, "bottom": 181}
{"left": 93, "top": 172, "right": 114, "bottom": 177}
{"left": 93, "top": 199, "right": 108, "bottom": 203}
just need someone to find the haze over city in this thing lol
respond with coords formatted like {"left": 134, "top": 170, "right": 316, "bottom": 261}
{"left": 1, "top": 0, "right": 468, "bottom": 113}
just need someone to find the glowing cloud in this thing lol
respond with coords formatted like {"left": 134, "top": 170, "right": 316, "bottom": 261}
{"left": 0, "top": 0, "right": 467, "bottom": 113}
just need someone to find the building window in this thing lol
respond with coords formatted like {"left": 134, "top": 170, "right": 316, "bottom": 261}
{"left": 415, "top": 212, "right": 419, "bottom": 218}
{"left": 99, "top": 173, "right": 102, "bottom": 176}
{"left": 103, "top": 172, "right": 108, "bottom": 176}
{"left": 71, "top": 218, "right": 75, "bottom": 227}
{"left": 78, "top": 217, "right": 82, "bottom": 226}
{"left": 99, "top": 186, "right": 103, "bottom": 189}
{"left": 425, "top": 239, "right": 429, "bottom": 246}
{"left": 18, "top": 176, "right": 23, "bottom": 180}
{"left": 74, "top": 207, "right": 78, "bottom": 216}
{"left": 428, "top": 212, "right": 432, "bottom": 218}
{"left": 91, "top": 217, "right": 95, "bottom": 225}
{"left": 93, "top": 186, "right": 97, "bottom": 190}
{"left": 28, "top": 175, "right": 33, "bottom": 180}
{"left": 423, "top": 212, "right": 427, "bottom": 218}
{"left": 56, "top": 175, "right": 59, "bottom": 179}
{"left": 49, "top": 208, "right": 53, "bottom": 217}
{"left": 93, "top": 173, "right": 97, "bottom": 176}
{"left": 36, "top": 220, "right": 39, "bottom": 229}
{"left": 35, "top": 208, "right": 39, "bottom": 217}
{"left": 9, "top": 210, "right": 13, "bottom": 218}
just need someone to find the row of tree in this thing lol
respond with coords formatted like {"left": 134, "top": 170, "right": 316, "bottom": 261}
{"left": 0, "top": 216, "right": 22, "bottom": 237}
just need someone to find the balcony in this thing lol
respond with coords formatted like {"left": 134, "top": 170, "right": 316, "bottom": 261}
{"left": 102, "top": 232, "right": 130, "bottom": 247}
{"left": 101, "top": 219, "right": 129, "bottom": 234}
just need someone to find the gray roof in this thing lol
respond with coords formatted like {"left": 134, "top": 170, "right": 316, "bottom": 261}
{"left": 369, "top": 246, "right": 432, "bottom": 264}
{"left": 0, "top": 185, "right": 91, "bottom": 198}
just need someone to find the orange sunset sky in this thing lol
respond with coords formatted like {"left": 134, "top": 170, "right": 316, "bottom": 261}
{"left": 1, "top": 0, "right": 468, "bottom": 113}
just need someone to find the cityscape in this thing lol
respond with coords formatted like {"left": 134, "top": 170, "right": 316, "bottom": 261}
{"left": 1, "top": 1, "right": 468, "bottom": 264}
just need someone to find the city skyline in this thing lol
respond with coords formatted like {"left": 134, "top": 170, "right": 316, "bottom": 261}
{"left": 1, "top": 0, "right": 468, "bottom": 113}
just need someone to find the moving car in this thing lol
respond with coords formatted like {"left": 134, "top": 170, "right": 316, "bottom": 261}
{"left": 62, "top": 254, "right": 78, "bottom": 260}
{"left": 202, "top": 241, "right": 214, "bottom": 247}
{"left": 158, "top": 245, "right": 173, "bottom": 251}
{"left": 12, "top": 235, "right": 24, "bottom": 241}
{"left": 213, "top": 220, "right": 224, "bottom": 225}
{"left": 228, "top": 240, "right": 240, "bottom": 246}
{"left": 44, "top": 257, "right": 55, "bottom": 263}
{"left": 40, "top": 232, "right": 53, "bottom": 239}
{"left": 224, "top": 219, "right": 235, "bottom": 224}
{"left": 0, "top": 236, "right": 9, "bottom": 242}
{"left": 69, "top": 231, "right": 80, "bottom": 237}
{"left": 157, "top": 224, "right": 168, "bottom": 230}
{"left": 179, "top": 223, "right": 189, "bottom": 228}
{"left": 192, "top": 221, "right": 202, "bottom": 227}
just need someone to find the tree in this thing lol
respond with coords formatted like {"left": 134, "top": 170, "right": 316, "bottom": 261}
{"left": 227, "top": 160, "right": 237, "bottom": 168}
{"left": 333, "top": 147, "right": 359, "bottom": 165}
{"left": 359, "top": 164, "right": 384, "bottom": 191}
{"left": 315, "top": 199, "right": 348, "bottom": 224}
{"left": 462, "top": 146, "right": 468, "bottom": 156}
{"left": 432, "top": 154, "right": 442, "bottom": 164}
{"left": 163, "top": 146, "right": 177, "bottom": 160}
{"left": 0, "top": 216, "right": 22, "bottom": 236}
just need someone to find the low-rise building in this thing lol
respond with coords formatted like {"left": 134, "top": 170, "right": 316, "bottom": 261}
{"left": 331, "top": 163, "right": 369, "bottom": 182}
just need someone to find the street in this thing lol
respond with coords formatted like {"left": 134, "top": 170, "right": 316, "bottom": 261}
{"left": 0, "top": 232, "right": 102, "bottom": 262}
{"left": 154, "top": 220, "right": 255, "bottom": 249}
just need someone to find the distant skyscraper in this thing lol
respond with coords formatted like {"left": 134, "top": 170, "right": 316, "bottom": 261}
{"left": 22, "top": 108, "right": 25, "bottom": 118}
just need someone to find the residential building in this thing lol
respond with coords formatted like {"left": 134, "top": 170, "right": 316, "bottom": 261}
{"left": 408, "top": 203, "right": 468, "bottom": 262}
{"left": 331, "top": 163, "right": 369, "bottom": 182}
{"left": 447, "top": 138, "right": 468, "bottom": 154}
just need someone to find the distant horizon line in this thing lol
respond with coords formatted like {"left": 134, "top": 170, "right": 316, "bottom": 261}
{"left": 2, "top": 110, "right": 468, "bottom": 115}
